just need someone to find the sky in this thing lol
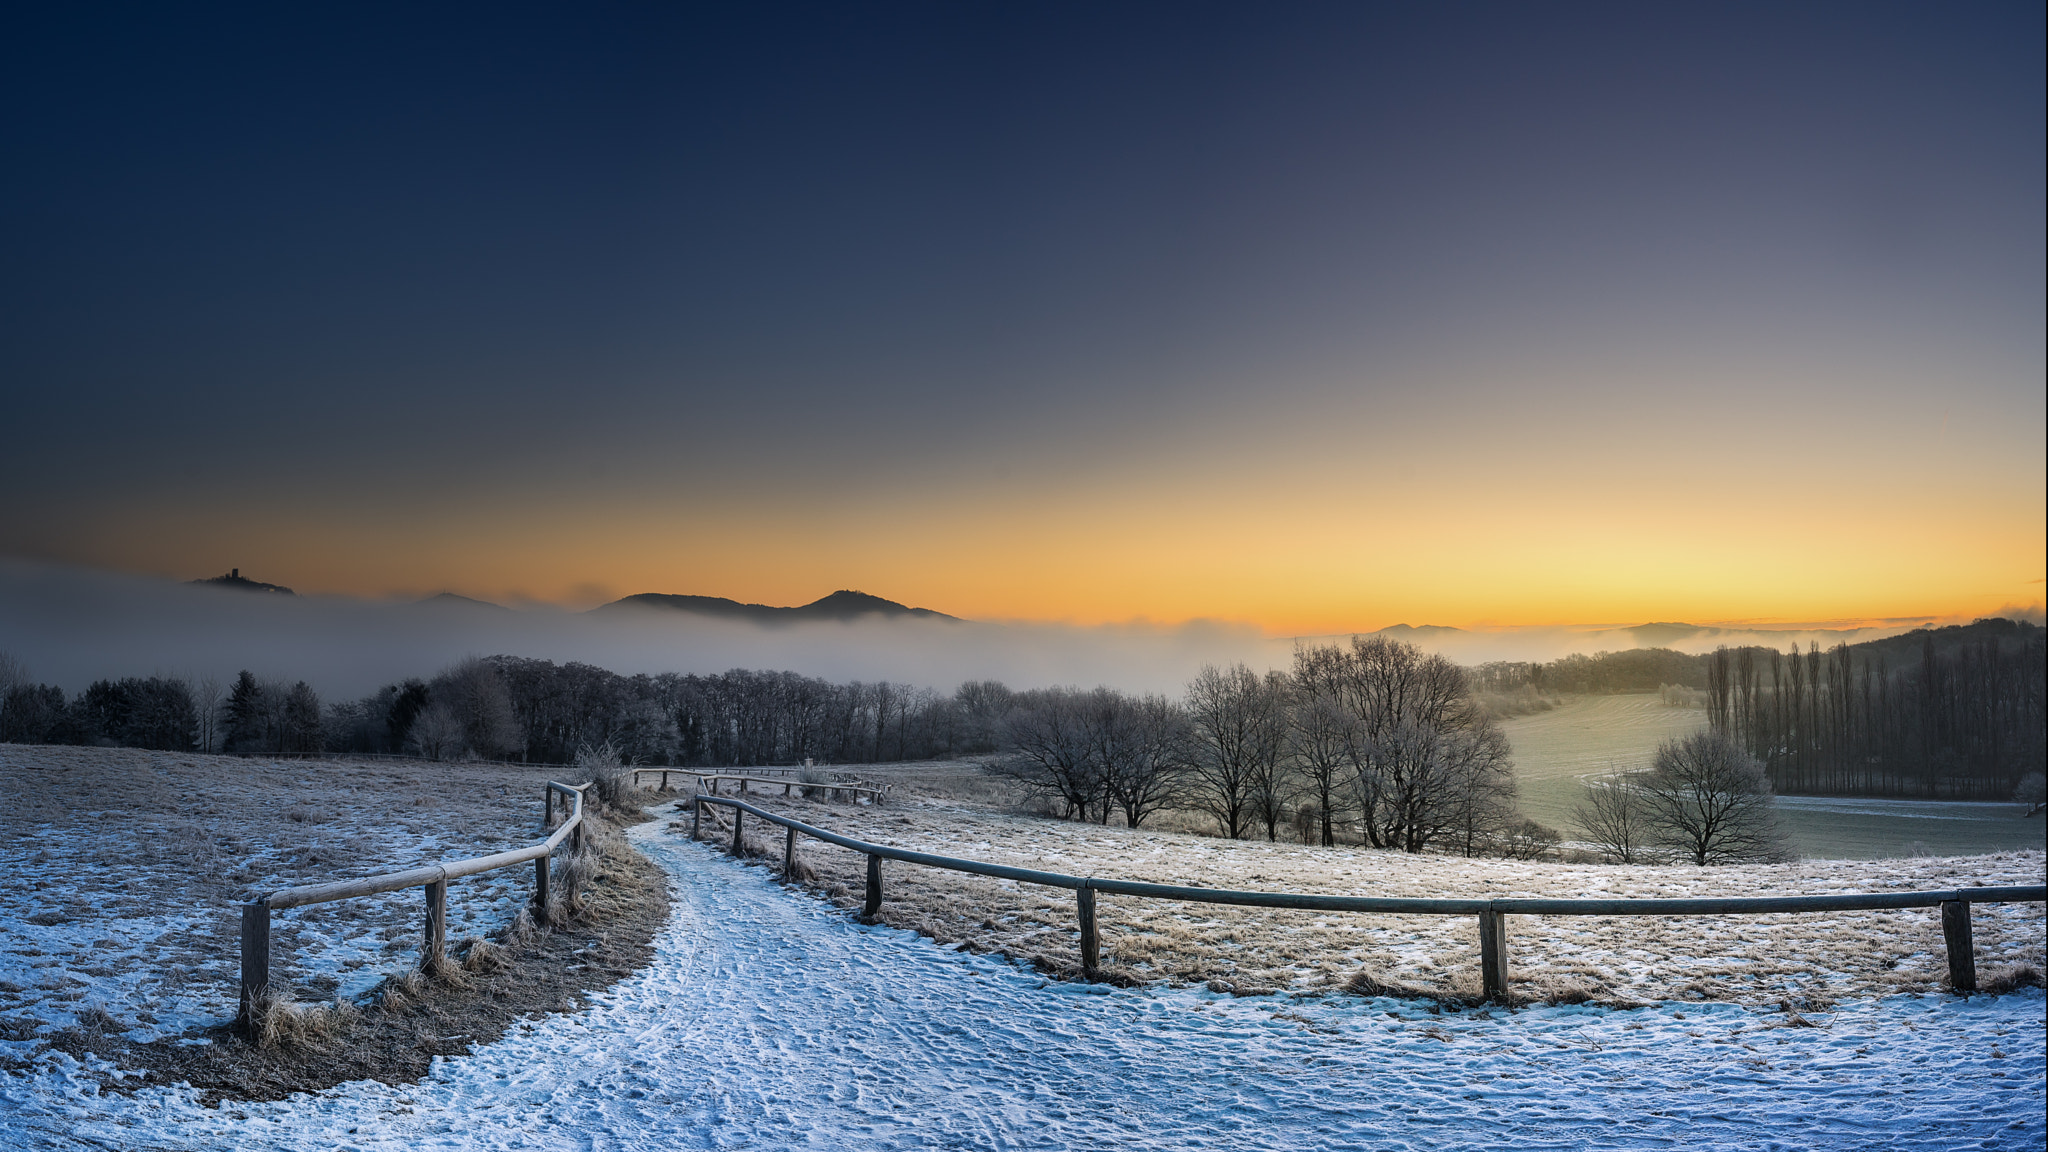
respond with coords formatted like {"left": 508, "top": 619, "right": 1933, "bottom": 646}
{"left": 1, "top": 2, "right": 2041, "bottom": 636}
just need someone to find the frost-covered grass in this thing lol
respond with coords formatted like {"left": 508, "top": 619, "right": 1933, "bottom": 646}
{"left": 5, "top": 820, "right": 2040, "bottom": 1152}
{"left": 707, "top": 761, "right": 2046, "bottom": 1004}
{"left": 0, "top": 745, "right": 567, "bottom": 1047}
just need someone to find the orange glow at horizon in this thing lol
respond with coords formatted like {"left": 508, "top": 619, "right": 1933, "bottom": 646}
{"left": 50, "top": 437, "right": 2044, "bottom": 637}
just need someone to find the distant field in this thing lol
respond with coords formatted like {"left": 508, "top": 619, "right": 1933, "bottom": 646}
{"left": 1498, "top": 695, "right": 2048, "bottom": 861}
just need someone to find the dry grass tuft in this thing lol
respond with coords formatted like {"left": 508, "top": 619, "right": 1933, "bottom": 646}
{"left": 1527, "top": 974, "right": 1612, "bottom": 1006}
{"left": 460, "top": 937, "right": 512, "bottom": 975}
{"left": 504, "top": 907, "right": 539, "bottom": 946}
{"left": 377, "top": 969, "right": 426, "bottom": 1012}
{"left": 578, "top": 742, "right": 651, "bottom": 817}
{"left": 75, "top": 1004, "right": 123, "bottom": 1033}
{"left": 1345, "top": 969, "right": 1435, "bottom": 1001}
{"left": 1976, "top": 965, "right": 2044, "bottom": 995}
{"left": 556, "top": 853, "right": 596, "bottom": 915}
{"left": 248, "top": 990, "right": 355, "bottom": 1050}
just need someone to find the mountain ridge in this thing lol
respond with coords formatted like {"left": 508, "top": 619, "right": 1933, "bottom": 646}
{"left": 593, "top": 589, "right": 958, "bottom": 624}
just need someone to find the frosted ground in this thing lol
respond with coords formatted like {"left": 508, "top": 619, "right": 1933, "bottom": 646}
{"left": 697, "top": 763, "right": 2044, "bottom": 1004}
{"left": 4, "top": 820, "right": 2043, "bottom": 1151}
{"left": 0, "top": 747, "right": 563, "bottom": 1043}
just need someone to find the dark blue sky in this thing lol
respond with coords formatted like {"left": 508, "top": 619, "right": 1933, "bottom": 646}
{"left": 1, "top": 3, "right": 2041, "bottom": 627}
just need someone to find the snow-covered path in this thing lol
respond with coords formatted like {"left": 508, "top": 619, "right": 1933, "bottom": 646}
{"left": 6, "top": 820, "right": 2043, "bottom": 1151}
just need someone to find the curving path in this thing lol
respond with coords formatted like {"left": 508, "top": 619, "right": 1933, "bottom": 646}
{"left": 5, "top": 819, "right": 2044, "bottom": 1150}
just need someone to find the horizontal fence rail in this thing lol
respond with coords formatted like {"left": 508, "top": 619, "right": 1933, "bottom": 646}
{"left": 639, "top": 769, "right": 888, "bottom": 803}
{"left": 689, "top": 794, "right": 2046, "bottom": 1001}
{"left": 236, "top": 780, "right": 592, "bottom": 1033}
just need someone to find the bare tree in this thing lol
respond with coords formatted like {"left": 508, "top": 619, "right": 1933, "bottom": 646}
{"left": 1306, "top": 636, "right": 1514, "bottom": 854}
{"left": 1639, "top": 732, "right": 1791, "bottom": 865}
{"left": 1090, "top": 690, "right": 1190, "bottom": 829}
{"left": 1495, "top": 817, "right": 1562, "bottom": 860}
{"left": 432, "top": 657, "right": 524, "bottom": 760}
{"left": 1572, "top": 771, "right": 1656, "bottom": 863}
{"left": 407, "top": 700, "right": 467, "bottom": 761}
{"left": 2017, "top": 772, "right": 2046, "bottom": 818}
{"left": 1362, "top": 714, "right": 1516, "bottom": 854}
{"left": 1185, "top": 664, "right": 1288, "bottom": 839}
{"left": 1288, "top": 646, "right": 1357, "bottom": 846}
{"left": 953, "top": 680, "right": 1014, "bottom": 753}
{"left": 192, "top": 675, "right": 225, "bottom": 754}
{"left": 1244, "top": 670, "right": 1297, "bottom": 841}
{"left": 996, "top": 688, "right": 1104, "bottom": 821}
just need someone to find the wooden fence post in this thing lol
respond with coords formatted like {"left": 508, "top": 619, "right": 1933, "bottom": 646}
{"left": 731, "top": 807, "right": 745, "bottom": 855}
{"left": 864, "top": 853, "right": 883, "bottom": 918}
{"left": 783, "top": 825, "right": 797, "bottom": 876}
{"left": 691, "top": 796, "right": 702, "bottom": 839}
{"left": 1479, "top": 908, "right": 1509, "bottom": 1001}
{"left": 239, "top": 902, "right": 271, "bottom": 1031}
{"left": 544, "top": 787, "right": 554, "bottom": 827}
{"left": 1078, "top": 885, "right": 1099, "bottom": 974}
{"left": 1941, "top": 900, "right": 1977, "bottom": 992}
{"left": 423, "top": 879, "right": 447, "bottom": 970}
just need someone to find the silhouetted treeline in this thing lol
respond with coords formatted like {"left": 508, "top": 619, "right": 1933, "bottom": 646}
{"left": 1708, "top": 619, "right": 2045, "bottom": 799}
{"left": 0, "top": 652, "right": 1010, "bottom": 766}
{"left": 320, "top": 656, "right": 1016, "bottom": 766}
{"left": 0, "top": 670, "right": 327, "bottom": 755}
{"left": 0, "top": 677, "right": 200, "bottom": 750}
{"left": 1471, "top": 648, "right": 1710, "bottom": 695}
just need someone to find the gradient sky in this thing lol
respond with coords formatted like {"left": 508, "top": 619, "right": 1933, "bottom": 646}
{"left": 2, "top": 2, "right": 2041, "bottom": 635}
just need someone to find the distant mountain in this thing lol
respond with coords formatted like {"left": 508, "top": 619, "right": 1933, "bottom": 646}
{"left": 189, "top": 568, "right": 294, "bottom": 595}
{"left": 414, "top": 592, "right": 510, "bottom": 612}
{"left": 595, "top": 589, "right": 958, "bottom": 624}
{"left": 1629, "top": 621, "right": 1707, "bottom": 647}
{"left": 1373, "top": 623, "right": 1465, "bottom": 636}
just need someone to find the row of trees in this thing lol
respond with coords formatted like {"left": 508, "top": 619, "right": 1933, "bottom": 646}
{"left": 1471, "top": 648, "right": 1711, "bottom": 696}
{"left": 0, "top": 652, "right": 1007, "bottom": 766}
{"left": 320, "top": 657, "right": 1014, "bottom": 766}
{"left": 994, "top": 637, "right": 1534, "bottom": 855}
{"left": 1706, "top": 620, "right": 2045, "bottom": 799}
{"left": 0, "top": 668, "right": 326, "bottom": 756}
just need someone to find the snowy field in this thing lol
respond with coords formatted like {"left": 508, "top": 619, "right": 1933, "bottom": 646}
{"left": 4, "top": 818, "right": 2042, "bottom": 1151}
{"left": 0, "top": 747, "right": 563, "bottom": 1045}
{"left": 693, "top": 767, "right": 2046, "bottom": 1004}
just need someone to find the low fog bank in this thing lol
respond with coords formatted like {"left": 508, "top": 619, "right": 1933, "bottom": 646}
{"left": 5, "top": 560, "right": 2025, "bottom": 699}
{"left": 1291, "top": 616, "right": 2038, "bottom": 668}
{"left": 0, "top": 560, "right": 1277, "bottom": 698}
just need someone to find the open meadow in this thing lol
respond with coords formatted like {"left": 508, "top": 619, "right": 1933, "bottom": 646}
{"left": 688, "top": 759, "right": 2045, "bottom": 1006}
{"left": 1496, "top": 695, "right": 2047, "bottom": 859}
{"left": 1, "top": 749, "right": 2042, "bottom": 1150}
{"left": 0, "top": 745, "right": 666, "bottom": 1100}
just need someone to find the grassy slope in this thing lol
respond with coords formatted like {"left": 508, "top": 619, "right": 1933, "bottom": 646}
{"left": 1497, "top": 695, "right": 2048, "bottom": 860}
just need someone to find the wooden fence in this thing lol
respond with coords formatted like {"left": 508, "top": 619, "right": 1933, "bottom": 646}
{"left": 689, "top": 793, "right": 2046, "bottom": 1001}
{"left": 236, "top": 780, "right": 592, "bottom": 1033}
{"left": 634, "top": 769, "right": 888, "bottom": 804}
